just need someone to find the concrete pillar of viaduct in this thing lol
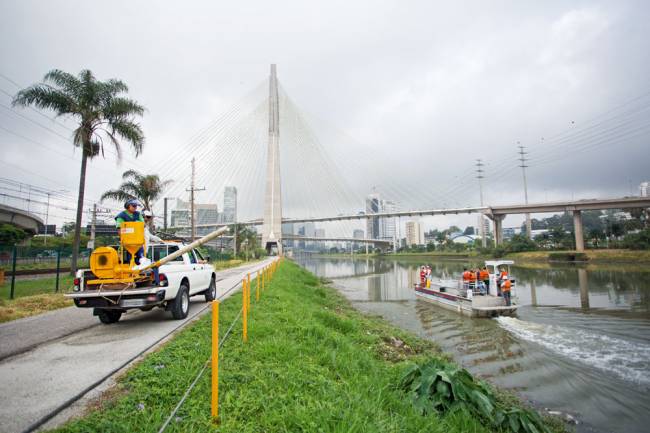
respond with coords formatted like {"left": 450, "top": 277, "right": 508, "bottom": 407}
{"left": 573, "top": 210, "right": 585, "bottom": 252}
{"left": 487, "top": 214, "right": 505, "bottom": 246}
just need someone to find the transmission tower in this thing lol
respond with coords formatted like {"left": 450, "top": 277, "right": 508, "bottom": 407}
{"left": 517, "top": 143, "right": 532, "bottom": 238}
{"left": 475, "top": 159, "right": 486, "bottom": 247}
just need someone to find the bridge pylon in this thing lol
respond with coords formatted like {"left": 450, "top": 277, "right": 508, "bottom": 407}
{"left": 261, "top": 64, "right": 283, "bottom": 255}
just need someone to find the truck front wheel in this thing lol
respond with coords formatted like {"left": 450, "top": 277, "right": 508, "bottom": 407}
{"left": 171, "top": 284, "right": 190, "bottom": 320}
{"left": 97, "top": 309, "right": 122, "bottom": 324}
{"left": 205, "top": 276, "right": 217, "bottom": 302}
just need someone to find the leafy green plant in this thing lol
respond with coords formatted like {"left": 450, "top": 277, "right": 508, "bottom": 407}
{"left": 400, "top": 359, "right": 551, "bottom": 433}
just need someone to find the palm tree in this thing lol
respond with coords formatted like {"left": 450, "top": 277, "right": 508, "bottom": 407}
{"left": 101, "top": 170, "right": 172, "bottom": 224}
{"left": 13, "top": 69, "right": 145, "bottom": 274}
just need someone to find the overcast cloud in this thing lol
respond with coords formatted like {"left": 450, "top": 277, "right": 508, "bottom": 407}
{"left": 0, "top": 0, "right": 648, "bottom": 232}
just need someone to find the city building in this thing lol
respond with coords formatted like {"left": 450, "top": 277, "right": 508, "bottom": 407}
{"left": 222, "top": 186, "right": 237, "bottom": 222}
{"left": 381, "top": 200, "right": 397, "bottom": 241}
{"left": 423, "top": 229, "right": 437, "bottom": 245}
{"left": 640, "top": 182, "right": 649, "bottom": 197}
{"left": 451, "top": 234, "right": 479, "bottom": 245}
{"left": 352, "top": 229, "right": 364, "bottom": 239}
{"left": 171, "top": 198, "right": 219, "bottom": 237}
{"left": 405, "top": 221, "right": 422, "bottom": 246}
{"left": 365, "top": 193, "right": 381, "bottom": 239}
{"left": 170, "top": 199, "right": 190, "bottom": 230}
{"left": 314, "top": 228, "right": 325, "bottom": 238}
{"left": 282, "top": 222, "right": 295, "bottom": 248}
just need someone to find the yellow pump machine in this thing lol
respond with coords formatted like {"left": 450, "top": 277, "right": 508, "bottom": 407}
{"left": 87, "top": 221, "right": 152, "bottom": 286}
{"left": 84, "top": 222, "right": 230, "bottom": 288}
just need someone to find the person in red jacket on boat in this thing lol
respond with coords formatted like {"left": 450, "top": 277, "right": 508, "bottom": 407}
{"left": 420, "top": 266, "right": 426, "bottom": 286}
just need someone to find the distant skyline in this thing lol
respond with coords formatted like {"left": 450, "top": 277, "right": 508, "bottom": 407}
{"left": 1, "top": 0, "right": 649, "bottom": 236}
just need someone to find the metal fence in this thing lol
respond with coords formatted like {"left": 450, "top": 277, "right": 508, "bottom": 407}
{"left": 0, "top": 245, "right": 91, "bottom": 299}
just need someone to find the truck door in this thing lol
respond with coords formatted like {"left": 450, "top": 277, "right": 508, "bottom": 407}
{"left": 193, "top": 248, "right": 212, "bottom": 290}
{"left": 186, "top": 250, "right": 206, "bottom": 294}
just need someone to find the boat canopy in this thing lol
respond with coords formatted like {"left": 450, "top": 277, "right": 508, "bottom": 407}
{"left": 485, "top": 260, "right": 514, "bottom": 267}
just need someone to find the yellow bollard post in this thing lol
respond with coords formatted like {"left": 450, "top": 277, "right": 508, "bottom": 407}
{"left": 211, "top": 300, "right": 219, "bottom": 422}
{"left": 242, "top": 278, "right": 248, "bottom": 343}
{"left": 247, "top": 273, "right": 251, "bottom": 311}
{"left": 256, "top": 270, "right": 260, "bottom": 301}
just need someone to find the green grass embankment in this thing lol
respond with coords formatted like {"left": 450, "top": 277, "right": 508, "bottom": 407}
{"left": 0, "top": 275, "right": 73, "bottom": 323}
{"left": 506, "top": 249, "right": 650, "bottom": 263}
{"left": 52, "top": 260, "right": 562, "bottom": 433}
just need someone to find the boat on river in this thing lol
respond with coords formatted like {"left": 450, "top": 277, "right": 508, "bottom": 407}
{"left": 414, "top": 260, "right": 518, "bottom": 317}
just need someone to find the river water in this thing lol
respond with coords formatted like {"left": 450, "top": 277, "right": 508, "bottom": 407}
{"left": 296, "top": 256, "right": 650, "bottom": 433}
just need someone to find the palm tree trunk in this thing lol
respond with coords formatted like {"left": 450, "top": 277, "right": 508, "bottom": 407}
{"left": 70, "top": 152, "right": 88, "bottom": 275}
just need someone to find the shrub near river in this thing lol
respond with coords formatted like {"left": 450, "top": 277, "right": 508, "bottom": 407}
{"left": 52, "top": 261, "right": 562, "bottom": 433}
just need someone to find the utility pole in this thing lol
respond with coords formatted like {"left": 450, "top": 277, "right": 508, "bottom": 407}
{"left": 89, "top": 203, "right": 97, "bottom": 250}
{"left": 44, "top": 192, "right": 51, "bottom": 246}
{"left": 186, "top": 158, "right": 206, "bottom": 241}
{"left": 475, "top": 159, "right": 486, "bottom": 247}
{"left": 233, "top": 223, "right": 237, "bottom": 257}
{"left": 163, "top": 197, "right": 169, "bottom": 231}
{"left": 518, "top": 143, "right": 532, "bottom": 238}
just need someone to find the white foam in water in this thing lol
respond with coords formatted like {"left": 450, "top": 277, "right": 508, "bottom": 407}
{"left": 496, "top": 317, "right": 650, "bottom": 388}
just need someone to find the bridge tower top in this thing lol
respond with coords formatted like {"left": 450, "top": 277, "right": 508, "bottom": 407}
{"left": 262, "top": 64, "right": 283, "bottom": 254}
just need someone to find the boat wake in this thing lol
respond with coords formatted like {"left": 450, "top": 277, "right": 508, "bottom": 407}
{"left": 496, "top": 317, "right": 650, "bottom": 388}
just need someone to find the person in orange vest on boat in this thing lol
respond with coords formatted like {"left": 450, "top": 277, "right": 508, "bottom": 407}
{"left": 479, "top": 267, "right": 490, "bottom": 291}
{"left": 468, "top": 268, "right": 477, "bottom": 292}
{"left": 461, "top": 267, "right": 471, "bottom": 290}
{"left": 501, "top": 278, "right": 512, "bottom": 306}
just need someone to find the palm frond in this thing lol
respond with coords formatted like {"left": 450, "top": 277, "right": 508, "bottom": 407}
{"left": 100, "top": 189, "right": 135, "bottom": 203}
{"left": 103, "top": 79, "right": 129, "bottom": 96}
{"left": 122, "top": 169, "right": 143, "bottom": 183}
{"left": 120, "top": 181, "right": 141, "bottom": 196}
{"left": 12, "top": 85, "right": 76, "bottom": 114}
{"left": 43, "top": 69, "right": 82, "bottom": 99}
{"left": 104, "top": 97, "right": 145, "bottom": 120}
{"left": 110, "top": 120, "right": 144, "bottom": 156}
{"left": 104, "top": 129, "right": 123, "bottom": 161}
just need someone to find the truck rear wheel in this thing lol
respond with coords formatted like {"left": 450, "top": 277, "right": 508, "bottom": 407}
{"left": 205, "top": 276, "right": 217, "bottom": 302}
{"left": 97, "top": 309, "right": 122, "bottom": 324}
{"left": 171, "top": 284, "right": 190, "bottom": 320}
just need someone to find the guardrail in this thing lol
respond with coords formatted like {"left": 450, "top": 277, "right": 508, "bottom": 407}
{"left": 158, "top": 257, "right": 282, "bottom": 430}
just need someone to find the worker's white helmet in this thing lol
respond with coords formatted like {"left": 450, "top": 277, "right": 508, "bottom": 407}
{"left": 143, "top": 210, "right": 153, "bottom": 217}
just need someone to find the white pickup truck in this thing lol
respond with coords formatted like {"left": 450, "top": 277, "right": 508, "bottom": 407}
{"left": 66, "top": 242, "right": 217, "bottom": 324}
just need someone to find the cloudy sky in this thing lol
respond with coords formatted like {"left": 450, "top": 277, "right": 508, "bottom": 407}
{"left": 0, "top": 0, "right": 648, "bottom": 234}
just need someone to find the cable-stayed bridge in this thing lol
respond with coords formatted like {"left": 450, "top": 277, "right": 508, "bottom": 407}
{"left": 159, "top": 64, "right": 650, "bottom": 253}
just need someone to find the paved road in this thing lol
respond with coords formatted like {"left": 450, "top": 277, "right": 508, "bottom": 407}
{"left": 0, "top": 259, "right": 273, "bottom": 433}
